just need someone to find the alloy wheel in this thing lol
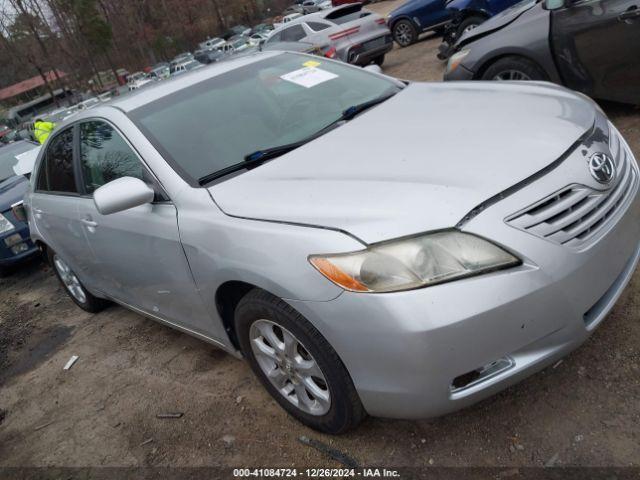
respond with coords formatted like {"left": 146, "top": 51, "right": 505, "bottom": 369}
{"left": 53, "top": 254, "right": 87, "bottom": 304}
{"left": 250, "top": 319, "right": 331, "bottom": 416}
{"left": 394, "top": 23, "right": 413, "bottom": 46}
{"left": 493, "top": 70, "right": 532, "bottom": 81}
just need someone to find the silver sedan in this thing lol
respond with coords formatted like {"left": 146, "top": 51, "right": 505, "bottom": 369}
{"left": 266, "top": 3, "right": 392, "bottom": 66}
{"left": 25, "top": 52, "right": 640, "bottom": 434}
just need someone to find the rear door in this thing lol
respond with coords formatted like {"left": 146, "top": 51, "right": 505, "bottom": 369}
{"left": 551, "top": 0, "right": 640, "bottom": 104}
{"left": 74, "top": 119, "right": 212, "bottom": 333}
{"left": 30, "top": 127, "right": 94, "bottom": 284}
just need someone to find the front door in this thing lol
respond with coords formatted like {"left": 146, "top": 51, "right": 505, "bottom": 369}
{"left": 74, "top": 119, "right": 213, "bottom": 335}
{"left": 551, "top": 0, "right": 640, "bottom": 104}
{"left": 29, "top": 127, "right": 94, "bottom": 283}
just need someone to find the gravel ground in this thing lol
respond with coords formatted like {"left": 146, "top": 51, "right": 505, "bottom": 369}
{"left": 1, "top": 0, "right": 639, "bottom": 470}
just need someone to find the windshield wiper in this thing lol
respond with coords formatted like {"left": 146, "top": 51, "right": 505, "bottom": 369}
{"left": 197, "top": 90, "right": 399, "bottom": 186}
{"left": 340, "top": 91, "right": 398, "bottom": 121}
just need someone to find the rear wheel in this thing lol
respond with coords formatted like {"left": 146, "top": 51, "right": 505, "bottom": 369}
{"left": 48, "top": 249, "right": 109, "bottom": 313}
{"left": 236, "top": 289, "right": 366, "bottom": 434}
{"left": 482, "top": 56, "right": 548, "bottom": 81}
{"left": 392, "top": 19, "right": 418, "bottom": 47}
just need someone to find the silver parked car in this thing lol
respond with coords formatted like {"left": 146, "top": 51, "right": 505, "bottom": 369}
{"left": 25, "top": 52, "right": 640, "bottom": 434}
{"left": 267, "top": 3, "right": 392, "bottom": 66}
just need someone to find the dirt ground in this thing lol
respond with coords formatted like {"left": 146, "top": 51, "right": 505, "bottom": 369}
{"left": 1, "top": 0, "right": 640, "bottom": 470}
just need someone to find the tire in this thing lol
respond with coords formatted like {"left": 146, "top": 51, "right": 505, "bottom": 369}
{"left": 48, "top": 248, "right": 110, "bottom": 313}
{"left": 236, "top": 289, "right": 366, "bottom": 434}
{"left": 456, "top": 15, "right": 485, "bottom": 38}
{"left": 373, "top": 54, "right": 385, "bottom": 66}
{"left": 392, "top": 19, "right": 418, "bottom": 47}
{"left": 481, "top": 56, "right": 548, "bottom": 81}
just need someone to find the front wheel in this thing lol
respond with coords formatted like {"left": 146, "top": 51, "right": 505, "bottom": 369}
{"left": 236, "top": 289, "right": 366, "bottom": 434}
{"left": 481, "top": 56, "right": 548, "bottom": 81}
{"left": 48, "top": 249, "right": 109, "bottom": 313}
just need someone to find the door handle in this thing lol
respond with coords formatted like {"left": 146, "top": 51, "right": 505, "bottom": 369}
{"left": 32, "top": 207, "right": 43, "bottom": 218}
{"left": 619, "top": 7, "right": 640, "bottom": 21}
{"left": 81, "top": 218, "right": 98, "bottom": 228}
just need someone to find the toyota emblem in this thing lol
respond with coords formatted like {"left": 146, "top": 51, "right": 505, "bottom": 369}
{"left": 589, "top": 152, "right": 616, "bottom": 184}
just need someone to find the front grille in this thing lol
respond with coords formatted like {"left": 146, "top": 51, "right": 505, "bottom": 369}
{"left": 507, "top": 128, "right": 638, "bottom": 248}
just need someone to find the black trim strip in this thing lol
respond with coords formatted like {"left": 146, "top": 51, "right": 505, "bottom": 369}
{"left": 456, "top": 122, "right": 595, "bottom": 228}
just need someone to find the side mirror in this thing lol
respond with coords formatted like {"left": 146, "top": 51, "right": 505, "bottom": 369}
{"left": 543, "top": 0, "right": 566, "bottom": 10}
{"left": 93, "top": 177, "right": 155, "bottom": 215}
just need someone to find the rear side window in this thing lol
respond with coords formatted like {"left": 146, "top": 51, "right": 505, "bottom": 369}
{"left": 36, "top": 128, "right": 77, "bottom": 193}
{"left": 79, "top": 121, "right": 145, "bottom": 194}
{"left": 307, "top": 22, "right": 330, "bottom": 32}
{"left": 281, "top": 25, "right": 306, "bottom": 42}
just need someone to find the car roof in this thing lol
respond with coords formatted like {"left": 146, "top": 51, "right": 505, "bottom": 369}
{"left": 84, "top": 51, "right": 283, "bottom": 114}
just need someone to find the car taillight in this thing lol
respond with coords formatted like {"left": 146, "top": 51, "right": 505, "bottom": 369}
{"left": 324, "top": 46, "right": 337, "bottom": 58}
{"left": 329, "top": 26, "right": 360, "bottom": 41}
{"left": 375, "top": 18, "right": 386, "bottom": 25}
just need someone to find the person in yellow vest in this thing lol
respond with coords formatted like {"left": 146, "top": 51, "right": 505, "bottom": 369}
{"left": 33, "top": 118, "right": 56, "bottom": 144}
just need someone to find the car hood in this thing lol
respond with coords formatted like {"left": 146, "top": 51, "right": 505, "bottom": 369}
{"left": 458, "top": 0, "right": 538, "bottom": 47}
{"left": 209, "top": 81, "right": 595, "bottom": 244}
{"left": 0, "top": 175, "right": 29, "bottom": 210}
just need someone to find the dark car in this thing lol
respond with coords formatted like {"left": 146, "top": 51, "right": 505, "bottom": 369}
{"left": 194, "top": 49, "right": 227, "bottom": 64}
{"left": 0, "top": 141, "right": 41, "bottom": 273}
{"left": 437, "top": 0, "right": 524, "bottom": 58}
{"left": 222, "top": 25, "right": 251, "bottom": 40}
{"left": 443, "top": 0, "right": 640, "bottom": 105}
{"left": 388, "top": 0, "right": 452, "bottom": 47}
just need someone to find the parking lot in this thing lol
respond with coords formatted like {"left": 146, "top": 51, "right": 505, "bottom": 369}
{"left": 1, "top": 0, "right": 640, "bottom": 470}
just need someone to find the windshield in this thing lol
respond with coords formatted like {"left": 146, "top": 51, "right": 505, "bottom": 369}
{"left": 130, "top": 53, "right": 401, "bottom": 185}
{"left": 0, "top": 142, "right": 39, "bottom": 182}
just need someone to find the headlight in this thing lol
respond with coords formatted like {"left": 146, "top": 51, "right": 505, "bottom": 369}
{"left": 447, "top": 49, "right": 470, "bottom": 74}
{"left": 0, "top": 213, "right": 15, "bottom": 235}
{"left": 309, "top": 231, "right": 520, "bottom": 293}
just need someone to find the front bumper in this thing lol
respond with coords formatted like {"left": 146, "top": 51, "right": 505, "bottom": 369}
{"left": 288, "top": 131, "right": 640, "bottom": 419}
{"left": 444, "top": 63, "right": 474, "bottom": 81}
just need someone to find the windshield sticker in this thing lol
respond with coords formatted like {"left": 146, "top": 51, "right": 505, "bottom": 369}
{"left": 281, "top": 67, "right": 338, "bottom": 88}
{"left": 303, "top": 60, "right": 321, "bottom": 68}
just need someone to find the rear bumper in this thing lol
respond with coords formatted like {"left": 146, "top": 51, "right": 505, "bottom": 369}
{"left": 348, "top": 34, "right": 393, "bottom": 65}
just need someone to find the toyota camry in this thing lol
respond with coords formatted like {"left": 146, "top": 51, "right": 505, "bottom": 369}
{"left": 24, "top": 52, "right": 640, "bottom": 434}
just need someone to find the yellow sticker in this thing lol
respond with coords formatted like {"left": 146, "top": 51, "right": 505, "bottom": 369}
{"left": 303, "top": 60, "right": 321, "bottom": 68}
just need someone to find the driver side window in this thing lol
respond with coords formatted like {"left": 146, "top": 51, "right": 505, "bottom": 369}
{"left": 79, "top": 120, "right": 166, "bottom": 200}
{"left": 79, "top": 121, "right": 144, "bottom": 194}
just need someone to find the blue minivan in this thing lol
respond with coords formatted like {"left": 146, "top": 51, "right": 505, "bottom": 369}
{"left": 388, "top": 0, "right": 522, "bottom": 47}
{"left": 0, "top": 141, "right": 41, "bottom": 274}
